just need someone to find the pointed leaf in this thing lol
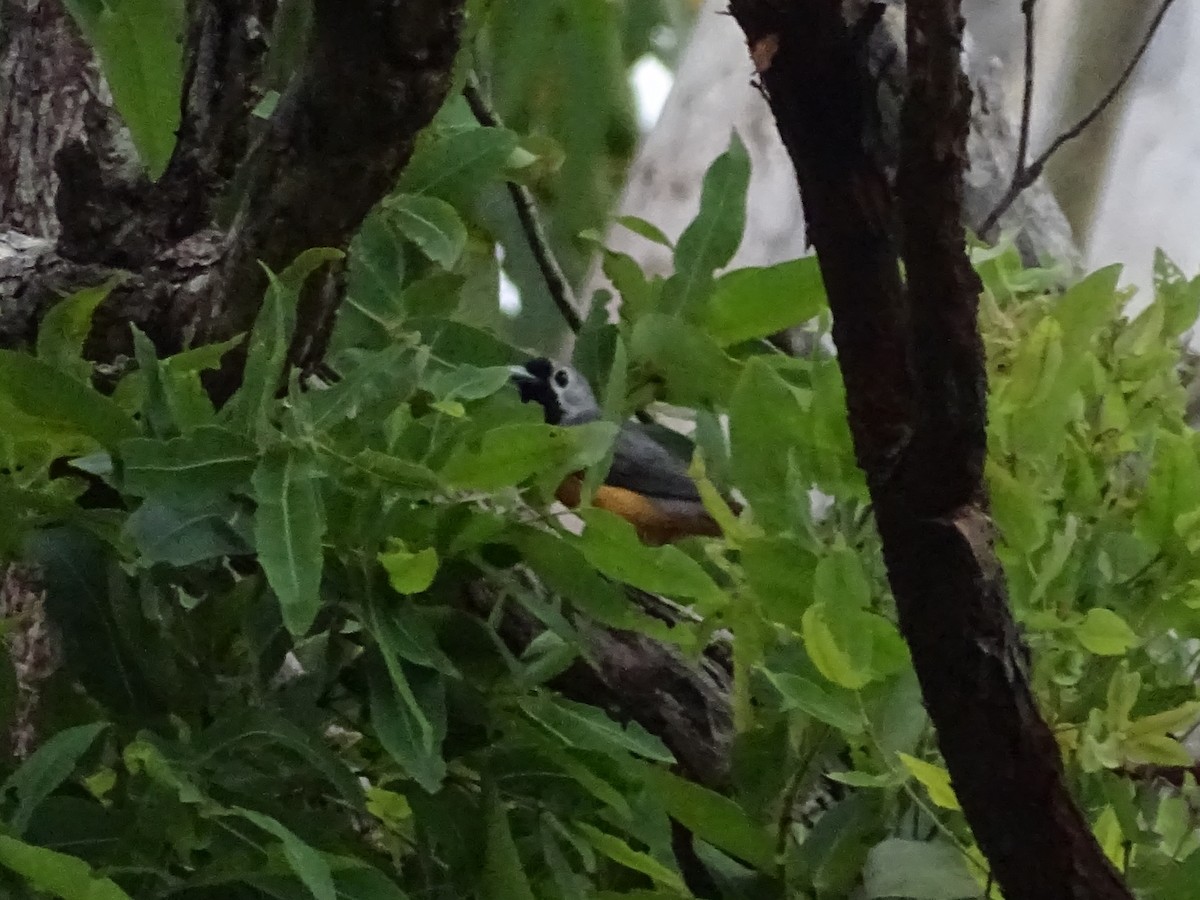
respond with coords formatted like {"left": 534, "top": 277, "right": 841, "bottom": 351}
{"left": 0, "top": 834, "right": 132, "bottom": 900}
{"left": 231, "top": 808, "right": 336, "bottom": 900}
{"left": 663, "top": 133, "right": 750, "bottom": 316}
{"left": 388, "top": 194, "right": 467, "bottom": 269}
{"left": 252, "top": 449, "right": 326, "bottom": 635}
{"left": 2, "top": 723, "right": 107, "bottom": 835}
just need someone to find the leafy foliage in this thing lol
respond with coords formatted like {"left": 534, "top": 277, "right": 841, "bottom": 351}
{"left": 5, "top": 3, "right": 1200, "bottom": 899}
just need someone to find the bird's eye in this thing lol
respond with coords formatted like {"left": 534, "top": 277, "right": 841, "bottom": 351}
{"left": 553, "top": 369, "right": 570, "bottom": 388}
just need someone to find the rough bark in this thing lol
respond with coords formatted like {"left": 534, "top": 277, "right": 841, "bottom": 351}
{"left": 0, "top": 0, "right": 107, "bottom": 237}
{"left": 0, "top": 565, "right": 58, "bottom": 759}
{"left": 726, "top": 1, "right": 1133, "bottom": 898}
{"left": 0, "top": 0, "right": 465, "bottom": 377}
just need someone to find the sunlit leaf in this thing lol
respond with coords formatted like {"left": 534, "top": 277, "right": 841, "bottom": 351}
{"left": 1075, "top": 608, "right": 1138, "bottom": 656}
{"left": 704, "top": 257, "right": 825, "bottom": 346}
{"left": 379, "top": 540, "right": 439, "bottom": 595}
{"left": 897, "top": 754, "right": 960, "bottom": 811}
{"left": 0, "top": 834, "right": 132, "bottom": 900}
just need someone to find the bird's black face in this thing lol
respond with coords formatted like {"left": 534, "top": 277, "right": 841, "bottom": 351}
{"left": 510, "top": 357, "right": 564, "bottom": 424}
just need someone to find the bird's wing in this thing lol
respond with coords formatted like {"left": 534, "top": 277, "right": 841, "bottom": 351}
{"left": 605, "top": 423, "right": 703, "bottom": 503}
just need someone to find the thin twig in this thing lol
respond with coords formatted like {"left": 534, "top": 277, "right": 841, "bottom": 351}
{"left": 463, "top": 73, "right": 584, "bottom": 334}
{"left": 980, "top": 0, "right": 1178, "bottom": 235}
{"left": 1014, "top": 0, "right": 1036, "bottom": 174}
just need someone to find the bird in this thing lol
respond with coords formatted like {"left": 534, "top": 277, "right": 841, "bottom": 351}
{"left": 509, "top": 357, "right": 726, "bottom": 545}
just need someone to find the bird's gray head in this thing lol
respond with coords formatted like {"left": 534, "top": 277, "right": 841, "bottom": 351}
{"left": 510, "top": 357, "right": 600, "bottom": 425}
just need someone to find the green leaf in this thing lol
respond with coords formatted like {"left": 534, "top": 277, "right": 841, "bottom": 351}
{"left": 503, "top": 132, "right": 566, "bottom": 185}
{"left": 806, "top": 602, "right": 873, "bottom": 696}
{"left": 483, "top": 784, "right": 537, "bottom": 900}
{"left": 2, "top": 723, "right": 107, "bottom": 835}
{"left": 0, "top": 834, "right": 132, "bottom": 900}
{"left": 741, "top": 536, "right": 817, "bottom": 630}
{"left": 1122, "top": 733, "right": 1193, "bottom": 767}
{"left": 342, "top": 214, "right": 408, "bottom": 343}
{"left": 349, "top": 451, "right": 442, "bottom": 493}
{"left": 302, "top": 345, "right": 427, "bottom": 431}
{"left": 644, "top": 768, "right": 773, "bottom": 870}
{"left": 576, "top": 823, "right": 688, "bottom": 893}
{"left": 367, "top": 654, "right": 446, "bottom": 793}
{"left": 24, "top": 528, "right": 149, "bottom": 716}
{"left": 813, "top": 547, "right": 872, "bottom": 610}
{"left": 573, "top": 508, "right": 725, "bottom": 609}
{"left": 332, "top": 868, "right": 413, "bottom": 900}
{"left": 862, "top": 839, "right": 981, "bottom": 899}
{"left": 387, "top": 194, "right": 468, "bottom": 269}
{"left": 63, "top": 0, "right": 184, "bottom": 177}
{"left": 363, "top": 595, "right": 459, "bottom": 678}
{"left": 662, "top": 133, "right": 750, "bottom": 316}
{"left": 424, "top": 363, "right": 512, "bottom": 401}
{"left": 37, "top": 276, "right": 124, "bottom": 380}
{"left": 986, "top": 461, "right": 1048, "bottom": 553}
{"left": 440, "top": 421, "right": 617, "bottom": 491}
{"left": 1053, "top": 264, "right": 1120, "bottom": 350}
{"left": 826, "top": 770, "right": 903, "bottom": 789}
{"left": 519, "top": 694, "right": 675, "bottom": 763}
{"left": 514, "top": 530, "right": 681, "bottom": 642}
{"left": 379, "top": 541, "right": 439, "bottom": 595}
{"left": 1126, "top": 700, "right": 1200, "bottom": 738}
{"left": 252, "top": 448, "right": 326, "bottom": 635}
{"left": 119, "top": 426, "right": 256, "bottom": 501}
{"left": 704, "top": 257, "right": 825, "bottom": 346}
{"left": 0, "top": 351, "right": 135, "bottom": 450}
{"left": 224, "top": 248, "right": 343, "bottom": 434}
{"left": 615, "top": 215, "right": 673, "bottom": 248}
{"left": 629, "top": 314, "right": 742, "bottom": 408}
{"left": 125, "top": 498, "right": 250, "bottom": 566}
{"left": 1138, "top": 431, "right": 1200, "bottom": 551}
{"left": 762, "top": 671, "right": 865, "bottom": 734}
{"left": 1153, "top": 249, "right": 1200, "bottom": 338}
{"left": 728, "top": 360, "right": 812, "bottom": 531}
{"left": 897, "top": 754, "right": 960, "bottom": 811}
{"left": 398, "top": 125, "right": 520, "bottom": 204}
{"left": 998, "top": 316, "right": 1065, "bottom": 411}
{"left": 1075, "top": 608, "right": 1138, "bottom": 656}
{"left": 197, "top": 708, "right": 365, "bottom": 810}
{"left": 231, "top": 808, "right": 336, "bottom": 900}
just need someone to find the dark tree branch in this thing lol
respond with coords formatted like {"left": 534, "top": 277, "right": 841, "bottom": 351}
{"left": 463, "top": 73, "right": 584, "bottom": 334}
{"left": 1014, "top": 0, "right": 1035, "bottom": 176}
{"left": 155, "top": 0, "right": 279, "bottom": 238}
{"left": 726, "top": 1, "right": 1134, "bottom": 897}
{"left": 980, "top": 0, "right": 1179, "bottom": 234}
{"left": 208, "top": 0, "right": 466, "bottom": 381}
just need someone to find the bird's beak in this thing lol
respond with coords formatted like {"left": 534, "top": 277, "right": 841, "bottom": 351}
{"left": 508, "top": 364, "right": 534, "bottom": 384}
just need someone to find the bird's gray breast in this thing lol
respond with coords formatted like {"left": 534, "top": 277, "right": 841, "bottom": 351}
{"left": 605, "top": 423, "right": 703, "bottom": 503}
